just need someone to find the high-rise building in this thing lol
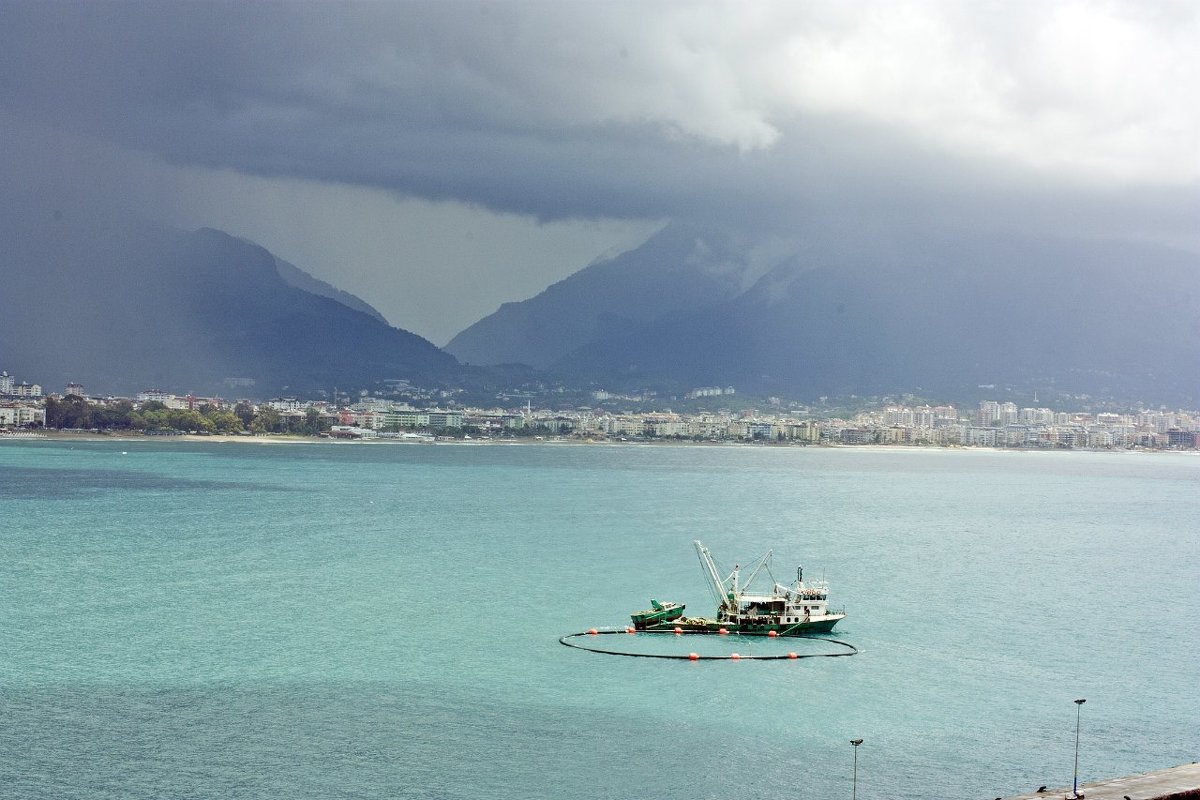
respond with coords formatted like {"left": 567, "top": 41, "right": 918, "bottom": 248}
{"left": 976, "top": 400, "right": 1001, "bottom": 426}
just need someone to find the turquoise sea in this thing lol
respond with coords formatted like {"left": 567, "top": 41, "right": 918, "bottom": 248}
{"left": 1, "top": 439, "right": 1197, "bottom": 799}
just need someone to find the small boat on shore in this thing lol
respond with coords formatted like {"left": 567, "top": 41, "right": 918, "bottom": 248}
{"left": 631, "top": 540, "right": 846, "bottom": 636}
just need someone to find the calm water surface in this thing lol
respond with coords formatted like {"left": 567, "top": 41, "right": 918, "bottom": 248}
{"left": 2, "top": 439, "right": 1197, "bottom": 799}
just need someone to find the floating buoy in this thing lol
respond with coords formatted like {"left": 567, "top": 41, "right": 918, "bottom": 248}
{"left": 788, "top": 652, "right": 798, "bottom": 659}
{"left": 688, "top": 652, "right": 699, "bottom": 661}
{"left": 625, "top": 627, "right": 635, "bottom": 634}
{"left": 768, "top": 630, "right": 778, "bottom": 638}
{"left": 588, "top": 628, "right": 598, "bottom": 635}
{"left": 730, "top": 653, "right": 740, "bottom": 660}
{"left": 674, "top": 627, "right": 682, "bottom": 635}
{"left": 718, "top": 628, "right": 728, "bottom": 635}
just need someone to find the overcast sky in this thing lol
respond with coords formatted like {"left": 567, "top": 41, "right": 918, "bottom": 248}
{"left": 2, "top": 1, "right": 1197, "bottom": 343}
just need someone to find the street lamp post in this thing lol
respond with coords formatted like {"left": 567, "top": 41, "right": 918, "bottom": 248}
{"left": 1072, "top": 699, "right": 1086, "bottom": 798}
{"left": 850, "top": 738, "right": 863, "bottom": 800}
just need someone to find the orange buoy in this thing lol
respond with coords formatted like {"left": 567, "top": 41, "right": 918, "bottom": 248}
{"left": 768, "top": 630, "right": 778, "bottom": 638}
{"left": 788, "top": 652, "right": 798, "bottom": 659}
{"left": 730, "top": 653, "right": 740, "bottom": 660}
{"left": 718, "top": 628, "right": 728, "bottom": 635}
{"left": 625, "top": 627, "right": 635, "bottom": 634}
{"left": 674, "top": 627, "right": 683, "bottom": 635}
{"left": 588, "top": 628, "right": 598, "bottom": 635}
{"left": 688, "top": 652, "right": 699, "bottom": 661}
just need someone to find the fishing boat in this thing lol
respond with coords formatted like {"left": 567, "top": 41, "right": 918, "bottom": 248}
{"left": 632, "top": 540, "right": 846, "bottom": 636}
{"left": 629, "top": 599, "right": 686, "bottom": 629}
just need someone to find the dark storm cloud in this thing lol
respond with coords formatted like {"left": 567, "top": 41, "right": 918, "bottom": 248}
{"left": 1, "top": 2, "right": 738, "bottom": 220}
{"left": 1, "top": 1, "right": 1196, "bottom": 244}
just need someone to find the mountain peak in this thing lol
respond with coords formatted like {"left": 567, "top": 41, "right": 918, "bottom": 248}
{"left": 0, "top": 214, "right": 457, "bottom": 395}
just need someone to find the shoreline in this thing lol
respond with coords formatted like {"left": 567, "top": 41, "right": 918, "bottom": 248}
{"left": 2, "top": 429, "right": 1196, "bottom": 455}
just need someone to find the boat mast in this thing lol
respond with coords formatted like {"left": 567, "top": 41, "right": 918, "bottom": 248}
{"left": 740, "top": 549, "right": 773, "bottom": 590}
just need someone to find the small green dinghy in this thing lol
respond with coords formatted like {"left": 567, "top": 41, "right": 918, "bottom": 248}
{"left": 630, "top": 599, "right": 686, "bottom": 629}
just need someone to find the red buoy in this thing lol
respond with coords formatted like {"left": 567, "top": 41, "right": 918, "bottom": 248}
{"left": 588, "top": 628, "right": 598, "bottom": 635}
{"left": 625, "top": 627, "right": 635, "bottom": 634}
{"left": 730, "top": 653, "right": 740, "bottom": 660}
{"left": 718, "top": 628, "right": 728, "bottom": 635}
{"left": 768, "top": 630, "right": 778, "bottom": 638}
{"left": 788, "top": 652, "right": 798, "bottom": 659}
{"left": 674, "top": 627, "right": 683, "bottom": 635}
{"left": 688, "top": 652, "right": 699, "bottom": 661}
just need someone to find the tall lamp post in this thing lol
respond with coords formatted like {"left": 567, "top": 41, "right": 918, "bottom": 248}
{"left": 850, "top": 738, "right": 863, "bottom": 800}
{"left": 1072, "top": 699, "right": 1086, "bottom": 799}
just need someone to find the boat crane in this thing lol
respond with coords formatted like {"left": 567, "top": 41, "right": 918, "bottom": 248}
{"left": 693, "top": 539, "right": 775, "bottom": 613}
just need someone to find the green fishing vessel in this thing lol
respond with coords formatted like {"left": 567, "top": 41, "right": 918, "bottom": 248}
{"left": 630, "top": 599, "right": 686, "bottom": 629}
{"left": 632, "top": 540, "right": 846, "bottom": 636}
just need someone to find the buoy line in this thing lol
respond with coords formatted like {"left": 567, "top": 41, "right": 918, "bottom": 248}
{"left": 559, "top": 629, "right": 858, "bottom": 660}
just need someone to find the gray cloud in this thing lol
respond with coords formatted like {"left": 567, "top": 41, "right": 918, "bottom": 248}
{"left": 5, "top": 3, "right": 1196, "bottom": 198}
{"left": 2, "top": 1, "right": 1198, "bottom": 339}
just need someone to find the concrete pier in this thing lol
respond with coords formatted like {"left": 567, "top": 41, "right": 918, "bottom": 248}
{"left": 1001, "top": 762, "right": 1200, "bottom": 800}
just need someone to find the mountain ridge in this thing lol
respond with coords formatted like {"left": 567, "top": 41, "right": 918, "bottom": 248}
{"left": 272, "top": 254, "right": 390, "bottom": 326}
{"left": 0, "top": 207, "right": 459, "bottom": 396}
{"left": 452, "top": 224, "right": 1200, "bottom": 404}
{"left": 445, "top": 223, "right": 781, "bottom": 368}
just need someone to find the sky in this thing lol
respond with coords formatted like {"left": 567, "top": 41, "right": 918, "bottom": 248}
{"left": 1, "top": 1, "right": 1197, "bottom": 344}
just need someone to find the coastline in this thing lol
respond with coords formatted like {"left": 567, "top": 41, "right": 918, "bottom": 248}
{"left": 3, "top": 429, "right": 1196, "bottom": 455}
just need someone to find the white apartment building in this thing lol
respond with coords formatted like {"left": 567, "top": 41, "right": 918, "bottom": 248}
{"left": 965, "top": 427, "right": 998, "bottom": 446}
{"left": 688, "top": 417, "right": 728, "bottom": 439}
{"left": 267, "top": 398, "right": 303, "bottom": 412}
{"left": 602, "top": 415, "right": 645, "bottom": 436}
{"left": 646, "top": 417, "right": 688, "bottom": 437}
{"left": 0, "top": 404, "right": 45, "bottom": 427}
{"left": 1019, "top": 407, "right": 1055, "bottom": 425}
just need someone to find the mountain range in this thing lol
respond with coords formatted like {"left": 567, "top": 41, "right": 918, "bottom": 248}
{"left": 448, "top": 223, "right": 1200, "bottom": 404}
{"left": 3, "top": 201, "right": 1197, "bottom": 405}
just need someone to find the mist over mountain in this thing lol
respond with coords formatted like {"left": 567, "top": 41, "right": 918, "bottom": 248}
{"left": 273, "top": 257, "right": 390, "bottom": 326}
{"left": 6, "top": 192, "right": 1196, "bottom": 406}
{"left": 445, "top": 223, "right": 786, "bottom": 368}
{"left": 0, "top": 204, "right": 458, "bottom": 396}
{"left": 450, "top": 225, "right": 1200, "bottom": 405}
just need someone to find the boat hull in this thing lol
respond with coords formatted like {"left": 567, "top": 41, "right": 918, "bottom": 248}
{"left": 643, "top": 614, "right": 844, "bottom": 636}
{"left": 630, "top": 604, "right": 686, "bottom": 629}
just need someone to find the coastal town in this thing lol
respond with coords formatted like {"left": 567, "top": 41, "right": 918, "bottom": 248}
{"left": 2, "top": 368, "right": 1198, "bottom": 450}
